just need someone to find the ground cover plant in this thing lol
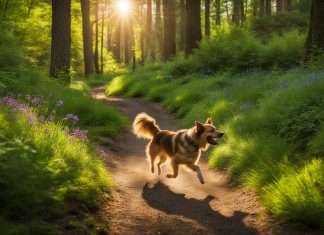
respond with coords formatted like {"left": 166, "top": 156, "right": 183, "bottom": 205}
{"left": 106, "top": 53, "right": 324, "bottom": 228}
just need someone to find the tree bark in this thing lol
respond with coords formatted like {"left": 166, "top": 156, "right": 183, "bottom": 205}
{"left": 100, "top": 1, "right": 105, "bottom": 74}
{"left": 232, "top": 0, "right": 240, "bottom": 25}
{"left": 3, "top": 0, "right": 9, "bottom": 21}
{"left": 185, "top": 0, "right": 201, "bottom": 55}
{"left": 80, "top": 0, "right": 93, "bottom": 77}
{"left": 107, "top": 3, "right": 112, "bottom": 51}
{"left": 180, "top": 0, "right": 186, "bottom": 51}
{"left": 93, "top": 0, "right": 100, "bottom": 74}
{"left": 265, "top": 0, "right": 271, "bottom": 15}
{"left": 50, "top": 0, "right": 71, "bottom": 81}
{"left": 240, "top": 0, "right": 245, "bottom": 24}
{"left": 304, "top": 0, "right": 324, "bottom": 61}
{"left": 146, "top": 0, "right": 154, "bottom": 60}
{"left": 259, "top": 0, "right": 265, "bottom": 16}
{"left": 215, "top": 0, "right": 221, "bottom": 25}
{"left": 163, "top": 0, "right": 176, "bottom": 60}
{"left": 253, "top": 0, "right": 258, "bottom": 16}
{"left": 285, "top": 0, "right": 292, "bottom": 11}
{"left": 205, "top": 0, "right": 210, "bottom": 37}
{"left": 276, "top": 0, "right": 284, "bottom": 12}
{"left": 155, "top": 0, "right": 162, "bottom": 54}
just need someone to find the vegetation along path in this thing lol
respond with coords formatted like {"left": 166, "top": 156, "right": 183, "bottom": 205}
{"left": 91, "top": 86, "right": 310, "bottom": 235}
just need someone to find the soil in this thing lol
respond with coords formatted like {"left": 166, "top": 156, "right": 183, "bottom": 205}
{"left": 91, "top": 86, "right": 320, "bottom": 235}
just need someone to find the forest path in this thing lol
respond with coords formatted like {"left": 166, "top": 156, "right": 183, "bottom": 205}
{"left": 91, "top": 86, "right": 302, "bottom": 235}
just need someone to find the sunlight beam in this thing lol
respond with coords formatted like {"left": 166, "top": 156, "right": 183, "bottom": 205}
{"left": 116, "top": 0, "right": 131, "bottom": 16}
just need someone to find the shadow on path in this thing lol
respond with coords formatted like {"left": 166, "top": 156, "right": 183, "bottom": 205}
{"left": 142, "top": 182, "right": 258, "bottom": 234}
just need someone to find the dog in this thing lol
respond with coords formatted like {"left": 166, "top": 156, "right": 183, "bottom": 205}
{"left": 133, "top": 113, "right": 224, "bottom": 184}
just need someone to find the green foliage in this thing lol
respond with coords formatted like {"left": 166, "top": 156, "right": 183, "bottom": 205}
{"left": 0, "top": 107, "right": 113, "bottom": 234}
{"left": 262, "top": 159, "right": 324, "bottom": 227}
{"left": 167, "top": 28, "right": 305, "bottom": 75}
{"left": 249, "top": 11, "right": 308, "bottom": 40}
{"left": 106, "top": 65, "right": 324, "bottom": 228}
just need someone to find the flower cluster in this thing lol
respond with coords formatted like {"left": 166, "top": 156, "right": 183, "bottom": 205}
{"left": 64, "top": 113, "right": 79, "bottom": 123}
{"left": 1, "top": 94, "right": 88, "bottom": 143}
{"left": 70, "top": 127, "right": 88, "bottom": 142}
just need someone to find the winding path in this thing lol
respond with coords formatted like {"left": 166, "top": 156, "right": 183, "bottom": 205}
{"left": 91, "top": 87, "right": 307, "bottom": 235}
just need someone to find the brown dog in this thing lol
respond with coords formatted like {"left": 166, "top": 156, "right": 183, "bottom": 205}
{"left": 133, "top": 113, "right": 224, "bottom": 184}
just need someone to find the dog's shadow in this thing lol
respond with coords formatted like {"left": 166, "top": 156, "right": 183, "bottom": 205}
{"left": 142, "top": 182, "right": 257, "bottom": 234}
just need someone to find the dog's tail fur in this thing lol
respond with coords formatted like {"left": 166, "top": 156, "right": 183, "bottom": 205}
{"left": 133, "top": 113, "right": 160, "bottom": 139}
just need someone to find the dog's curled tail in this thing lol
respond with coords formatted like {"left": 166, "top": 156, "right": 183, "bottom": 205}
{"left": 133, "top": 113, "right": 160, "bottom": 139}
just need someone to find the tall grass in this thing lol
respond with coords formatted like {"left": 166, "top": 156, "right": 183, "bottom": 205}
{"left": 106, "top": 63, "right": 324, "bottom": 228}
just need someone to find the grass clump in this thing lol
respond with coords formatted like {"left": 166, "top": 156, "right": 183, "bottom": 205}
{"left": 0, "top": 94, "right": 113, "bottom": 234}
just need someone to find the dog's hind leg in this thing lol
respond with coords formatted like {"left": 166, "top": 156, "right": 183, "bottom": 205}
{"left": 157, "top": 154, "right": 167, "bottom": 175}
{"left": 166, "top": 160, "right": 179, "bottom": 178}
{"left": 147, "top": 143, "right": 160, "bottom": 174}
{"left": 187, "top": 164, "right": 205, "bottom": 184}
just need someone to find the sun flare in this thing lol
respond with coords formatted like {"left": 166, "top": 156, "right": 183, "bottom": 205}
{"left": 116, "top": 0, "right": 131, "bottom": 16}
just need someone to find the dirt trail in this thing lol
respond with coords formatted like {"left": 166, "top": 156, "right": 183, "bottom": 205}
{"left": 91, "top": 87, "right": 305, "bottom": 235}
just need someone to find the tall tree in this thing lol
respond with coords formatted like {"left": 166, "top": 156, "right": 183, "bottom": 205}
{"left": 205, "top": 0, "right": 210, "bottom": 37}
{"left": 265, "top": 0, "right": 272, "bottom": 15}
{"left": 304, "top": 0, "right": 324, "bottom": 61}
{"left": 232, "top": 0, "right": 240, "bottom": 25}
{"left": 180, "top": 0, "right": 186, "bottom": 51}
{"left": 276, "top": 0, "right": 284, "bottom": 12}
{"left": 146, "top": 0, "right": 154, "bottom": 60}
{"left": 93, "top": 0, "right": 100, "bottom": 74}
{"left": 80, "top": 0, "right": 93, "bottom": 77}
{"left": 185, "top": 0, "right": 201, "bottom": 55}
{"left": 285, "top": 0, "right": 292, "bottom": 11}
{"left": 163, "top": 0, "right": 176, "bottom": 60}
{"left": 50, "top": 0, "right": 71, "bottom": 80}
{"left": 253, "top": 0, "right": 259, "bottom": 16}
{"left": 155, "top": 0, "right": 162, "bottom": 54}
{"left": 259, "top": 0, "right": 265, "bottom": 16}
{"left": 100, "top": 1, "right": 105, "bottom": 74}
{"left": 215, "top": 0, "right": 221, "bottom": 25}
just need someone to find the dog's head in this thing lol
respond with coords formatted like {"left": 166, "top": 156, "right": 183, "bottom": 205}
{"left": 194, "top": 117, "right": 224, "bottom": 148}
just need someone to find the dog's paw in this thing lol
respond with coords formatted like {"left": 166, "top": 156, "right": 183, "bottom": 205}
{"left": 166, "top": 174, "right": 174, "bottom": 178}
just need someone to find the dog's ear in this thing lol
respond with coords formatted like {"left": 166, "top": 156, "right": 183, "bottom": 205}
{"left": 206, "top": 117, "right": 213, "bottom": 125}
{"left": 195, "top": 121, "right": 205, "bottom": 135}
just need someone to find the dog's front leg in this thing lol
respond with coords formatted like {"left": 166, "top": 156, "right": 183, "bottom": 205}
{"left": 166, "top": 160, "right": 179, "bottom": 178}
{"left": 187, "top": 164, "right": 205, "bottom": 184}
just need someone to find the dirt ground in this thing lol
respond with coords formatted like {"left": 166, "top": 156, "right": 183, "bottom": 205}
{"left": 91, "top": 87, "right": 319, "bottom": 235}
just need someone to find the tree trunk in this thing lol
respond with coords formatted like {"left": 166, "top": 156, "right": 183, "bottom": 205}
{"left": 100, "top": 1, "right": 105, "bottom": 74}
{"left": 259, "top": 0, "right": 265, "bottom": 16}
{"left": 253, "top": 0, "right": 258, "bottom": 16}
{"left": 3, "top": 0, "right": 9, "bottom": 21}
{"left": 50, "top": 0, "right": 71, "bottom": 81}
{"left": 205, "top": 0, "right": 210, "bottom": 37}
{"left": 304, "top": 0, "right": 324, "bottom": 61}
{"left": 113, "top": 20, "right": 121, "bottom": 63}
{"left": 146, "top": 0, "right": 154, "bottom": 60}
{"left": 276, "top": 0, "right": 284, "bottom": 12}
{"left": 232, "top": 0, "right": 240, "bottom": 25}
{"left": 80, "top": 0, "right": 93, "bottom": 77}
{"left": 93, "top": 0, "right": 100, "bottom": 74}
{"left": 155, "top": 0, "right": 162, "bottom": 54}
{"left": 163, "top": 0, "right": 176, "bottom": 60}
{"left": 180, "top": 0, "right": 186, "bottom": 51}
{"left": 215, "top": 0, "right": 221, "bottom": 25}
{"left": 185, "top": 0, "right": 201, "bottom": 55}
{"left": 240, "top": 0, "right": 245, "bottom": 24}
{"left": 285, "top": 0, "right": 292, "bottom": 11}
{"left": 107, "top": 3, "right": 112, "bottom": 51}
{"left": 265, "top": 0, "right": 271, "bottom": 15}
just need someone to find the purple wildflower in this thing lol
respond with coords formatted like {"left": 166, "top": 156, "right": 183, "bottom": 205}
{"left": 48, "top": 115, "right": 55, "bottom": 122}
{"left": 44, "top": 128, "right": 50, "bottom": 134}
{"left": 71, "top": 127, "right": 88, "bottom": 141}
{"left": 28, "top": 114, "right": 37, "bottom": 126}
{"left": 31, "top": 97, "right": 41, "bottom": 106}
{"left": 64, "top": 113, "right": 79, "bottom": 123}
{"left": 96, "top": 146, "right": 108, "bottom": 157}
